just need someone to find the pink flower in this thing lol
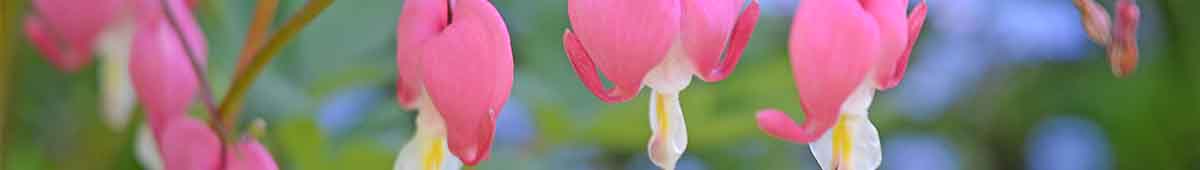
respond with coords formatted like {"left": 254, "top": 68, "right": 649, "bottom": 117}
{"left": 128, "top": 0, "right": 277, "bottom": 169}
{"left": 149, "top": 118, "right": 279, "bottom": 170}
{"left": 393, "top": 0, "right": 513, "bottom": 167}
{"left": 562, "top": 0, "right": 760, "bottom": 169}
{"left": 1074, "top": 0, "right": 1141, "bottom": 77}
{"left": 754, "top": 0, "right": 926, "bottom": 169}
{"left": 1110, "top": 0, "right": 1140, "bottom": 77}
{"left": 26, "top": 0, "right": 144, "bottom": 132}
{"left": 23, "top": 0, "right": 124, "bottom": 72}
{"left": 130, "top": 0, "right": 205, "bottom": 139}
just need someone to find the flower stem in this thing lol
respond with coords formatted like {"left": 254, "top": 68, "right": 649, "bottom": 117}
{"left": 235, "top": 0, "right": 278, "bottom": 73}
{"left": 216, "top": 0, "right": 334, "bottom": 134}
{"left": 0, "top": 0, "right": 24, "bottom": 167}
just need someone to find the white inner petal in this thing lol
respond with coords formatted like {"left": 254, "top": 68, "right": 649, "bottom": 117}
{"left": 135, "top": 124, "right": 164, "bottom": 170}
{"left": 648, "top": 90, "right": 687, "bottom": 170}
{"left": 840, "top": 80, "right": 876, "bottom": 117}
{"left": 644, "top": 38, "right": 695, "bottom": 170}
{"left": 810, "top": 125, "right": 834, "bottom": 170}
{"left": 644, "top": 38, "right": 694, "bottom": 93}
{"left": 811, "top": 80, "right": 882, "bottom": 170}
{"left": 808, "top": 114, "right": 882, "bottom": 170}
{"left": 850, "top": 116, "right": 882, "bottom": 170}
{"left": 97, "top": 15, "right": 136, "bottom": 132}
{"left": 394, "top": 95, "right": 462, "bottom": 170}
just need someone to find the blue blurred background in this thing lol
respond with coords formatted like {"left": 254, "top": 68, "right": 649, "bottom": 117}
{"left": 2, "top": 0, "right": 1199, "bottom": 169}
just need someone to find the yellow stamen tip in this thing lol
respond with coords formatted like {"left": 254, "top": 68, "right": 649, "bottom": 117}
{"left": 832, "top": 114, "right": 853, "bottom": 170}
{"left": 656, "top": 93, "right": 669, "bottom": 138}
{"left": 422, "top": 138, "right": 445, "bottom": 170}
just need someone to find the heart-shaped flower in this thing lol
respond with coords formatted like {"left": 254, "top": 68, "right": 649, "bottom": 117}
{"left": 23, "top": 0, "right": 124, "bottom": 72}
{"left": 754, "top": 0, "right": 926, "bottom": 169}
{"left": 562, "top": 0, "right": 760, "bottom": 169}
{"left": 393, "top": 0, "right": 514, "bottom": 168}
{"left": 128, "top": 0, "right": 278, "bottom": 169}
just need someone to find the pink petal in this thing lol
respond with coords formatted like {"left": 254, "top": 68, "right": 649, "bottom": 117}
{"left": 862, "top": 0, "right": 915, "bottom": 90}
{"left": 756, "top": 0, "right": 880, "bottom": 143}
{"left": 683, "top": 0, "right": 759, "bottom": 82}
{"left": 227, "top": 138, "right": 280, "bottom": 170}
{"left": 130, "top": 12, "right": 205, "bottom": 137}
{"left": 563, "top": 30, "right": 637, "bottom": 103}
{"left": 158, "top": 118, "right": 221, "bottom": 170}
{"left": 565, "top": 0, "right": 680, "bottom": 103}
{"left": 1110, "top": 0, "right": 1138, "bottom": 77}
{"left": 1074, "top": 0, "right": 1112, "bottom": 45}
{"left": 131, "top": 0, "right": 208, "bottom": 137}
{"left": 419, "top": 0, "right": 512, "bottom": 165}
{"left": 395, "top": 0, "right": 450, "bottom": 107}
{"left": 755, "top": 109, "right": 832, "bottom": 143}
{"left": 23, "top": 15, "right": 81, "bottom": 72}
{"left": 165, "top": 0, "right": 209, "bottom": 62}
{"left": 25, "top": 0, "right": 124, "bottom": 72}
{"left": 32, "top": 0, "right": 120, "bottom": 44}
{"left": 885, "top": 0, "right": 926, "bottom": 89}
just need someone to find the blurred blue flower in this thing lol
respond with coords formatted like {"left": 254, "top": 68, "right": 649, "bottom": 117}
{"left": 927, "top": 0, "right": 986, "bottom": 38}
{"left": 1027, "top": 116, "right": 1112, "bottom": 170}
{"left": 496, "top": 99, "right": 536, "bottom": 147}
{"left": 991, "top": 0, "right": 1090, "bottom": 62}
{"left": 894, "top": 39, "right": 990, "bottom": 122}
{"left": 317, "top": 87, "right": 387, "bottom": 137}
{"left": 882, "top": 133, "right": 960, "bottom": 170}
{"left": 896, "top": 0, "right": 1094, "bottom": 122}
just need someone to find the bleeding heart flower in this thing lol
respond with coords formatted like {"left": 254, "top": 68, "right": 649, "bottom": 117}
{"left": 130, "top": 0, "right": 205, "bottom": 139}
{"left": 225, "top": 137, "right": 280, "bottom": 170}
{"left": 25, "top": 0, "right": 141, "bottom": 132}
{"left": 128, "top": 0, "right": 279, "bottom": 169}
{"left": 393, "top": 0, "right": 513, "bottom": 168}
{"left": 23, "top": 0, "right": 124, "bottom": 72}
{"left": 139, "top": 118, "right": 280, "bottom": 170}
{"left": 562, "top": 0, "right": 760, "bottom": 169}
{"left": 1074, "top": 0, "right": 1140, "bottom": 77}
{"left": 753, "top": 0, "right": 926, "bottom": 170}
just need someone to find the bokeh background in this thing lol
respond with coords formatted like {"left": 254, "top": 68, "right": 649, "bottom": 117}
{"left": 2, "top": 0, "right": 1200, "bottom": 169}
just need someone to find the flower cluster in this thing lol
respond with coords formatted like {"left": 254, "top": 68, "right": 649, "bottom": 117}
{"left": 23, "top": 0, "right": 1149, "bottom": 170}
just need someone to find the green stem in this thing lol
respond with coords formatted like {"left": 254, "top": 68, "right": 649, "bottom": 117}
{"left": 216, "top": 0, "right": 334, "bottom": 134}
{"left": 0, "top": 0, "right": 22, "bottom": 167}
{"left": 235, "top": 0, "right": 278, "bottom": 73}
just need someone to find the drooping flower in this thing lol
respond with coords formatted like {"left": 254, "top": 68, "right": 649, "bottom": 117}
{"left": 561, "top": 0, "right": 760, "bottom": 169}
{"left": 754, "top": 0, "right": 926, "bottom": 170}
{"left": 138, "top": 118, "right": 280, "bottom": 170}
{"left": 1073, "top": 0, "right": 1140, "bottom": 77}
{"left": 393, "top": 0, "right": 513, "bottom": 168}
{"left": 23, "top": 0, "right": 123, "bottom": 72}
{"left": 24, "top": 0, "right": 139, "bottom": 131}
{"left": 128, "top": 0, "right": 278, "bottom": 169}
